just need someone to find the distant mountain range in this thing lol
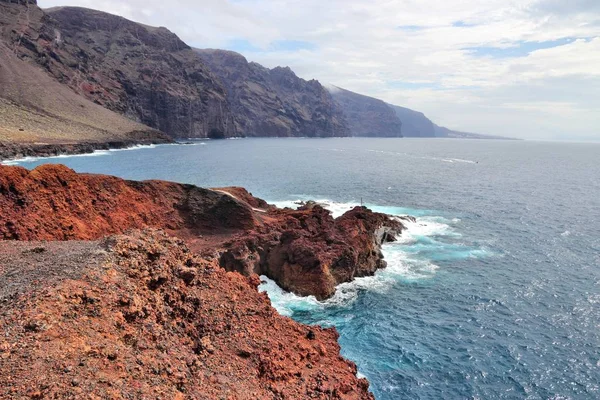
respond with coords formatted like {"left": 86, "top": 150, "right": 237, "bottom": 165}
{"left": 0, "top": 0, "right": 515, "bottom": 154}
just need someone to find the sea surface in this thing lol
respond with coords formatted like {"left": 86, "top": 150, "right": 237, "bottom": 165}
{"left": 8, "top": 138, "right": 600, "bottom": 399}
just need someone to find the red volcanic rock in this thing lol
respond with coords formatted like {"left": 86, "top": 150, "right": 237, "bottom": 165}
{"left": 0, "top": 164, "right": 257, "bottom": 240}
{"left": 219, "top": 203, "right": 404, "bottom": 300}
{"left": 0, "top": 230, "right": 374, "bottom": 399}
{"left": 1, "top": 164, "right": 404, "bottom": 300}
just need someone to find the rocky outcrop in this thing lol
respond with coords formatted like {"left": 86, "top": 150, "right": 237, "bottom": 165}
{"left": 1, "top": 164, "right": 405, "bottom": 300}
{"left": 196, "top": 49, "right": 350, "bottom": 137}
{"left": 327, "top": 86, "right": 403, "bottom": 137}
{"left": 0, "top": 229, "right": 374, "bottom": 399}
{"left": 0, "top": 164, "right": 257, "bottom": 240}
{"left": 219, "top": 203, "right": 404, "bottom": 300}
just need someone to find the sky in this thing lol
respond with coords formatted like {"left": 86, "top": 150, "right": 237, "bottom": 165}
{"left": 39, "top": 0, "right": 600, "bottom": 140}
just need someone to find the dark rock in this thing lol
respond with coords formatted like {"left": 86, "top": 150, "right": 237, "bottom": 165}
{"left": 196, "top": 49, "right": 349, "bottom": 137}
{"left": 39, "top": 7, "right": 237, "bottom": 139}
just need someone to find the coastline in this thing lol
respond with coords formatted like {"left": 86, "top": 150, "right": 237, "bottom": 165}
{"left": 0, "top": 163, "right": 408, "bottom": 398}
{"left": 0, "top": 136, "right": 176, "bottom": 164}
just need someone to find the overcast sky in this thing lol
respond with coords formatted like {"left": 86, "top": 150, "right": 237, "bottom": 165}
{"left": 39, "top": 0, "right": 600, "bottom": 140}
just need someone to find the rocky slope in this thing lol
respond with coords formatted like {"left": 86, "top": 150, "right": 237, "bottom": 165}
{"left": 327, "top": 86, "right": 403, "bottom": 137}
{"left": 196, "top": 49, "right": 350, "bottom": 137}
{"left": 0, "top": 230, "right": 374, "bottom": 399}
{"left": 0, "top": 164, "right": 407, "bottom": 398}
{"left": 0, "top": 164, "right": 257, "bottom": 241}
{"left": 0, "top": 0, "right": 170, "bottom": 156}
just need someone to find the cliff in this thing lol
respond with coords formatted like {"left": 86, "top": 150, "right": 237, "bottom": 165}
{"left": 196, "top": 49, "right": 350, "bottom": 137}
{"left": 0, "top": 0, "right": 170, "bottom": 154}
{"left": 0, "top": 230, "right": 373, "bottom": 399}
{"left": 388, "top": 104, "right": 436, "bottom": 137}
{"left": 327, "top": 86, "right": 403, "bottom": 137}
{"left": 41, "top": 7, "right": 236, "bottom": 138}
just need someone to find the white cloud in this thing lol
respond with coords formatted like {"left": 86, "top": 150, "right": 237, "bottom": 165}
{"left": 38, "top": 0, "right": 600, "bottom": 140}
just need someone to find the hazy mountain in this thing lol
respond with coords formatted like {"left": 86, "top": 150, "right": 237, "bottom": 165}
{"left": 326, "top": 86, "right": 403, "bottom": 137}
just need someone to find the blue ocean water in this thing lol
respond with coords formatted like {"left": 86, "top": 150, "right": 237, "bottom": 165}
{"left": 7, "top": 138, "right": 600, "bottom": 399}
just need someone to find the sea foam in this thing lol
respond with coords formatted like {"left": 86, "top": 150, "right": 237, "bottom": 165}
{"left": 259, "top": 199, "right": 475, "bottom": 314}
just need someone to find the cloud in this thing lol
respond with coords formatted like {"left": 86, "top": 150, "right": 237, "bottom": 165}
{"left": 38, "top": 0, "right": 600, "bottom": 140}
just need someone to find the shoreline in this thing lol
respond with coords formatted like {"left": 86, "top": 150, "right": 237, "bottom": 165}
{"left": 0, "top": 137, "right": 174, "bottom": 164}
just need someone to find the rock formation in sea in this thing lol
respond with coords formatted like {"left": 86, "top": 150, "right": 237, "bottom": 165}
{"left": 326, "top": 85, "right": 403, "bottom": 137}
{"left": 219, "top": 200, "right": 404, "bottom": 299}
{"left": 0, "top": 164, "right": 403, "bottom": 299}
{"left": 196, "top": 49, "right": 350, "bottom": 137}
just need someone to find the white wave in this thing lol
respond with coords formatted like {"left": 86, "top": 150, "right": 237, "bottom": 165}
{"left": 393, "top": 216, "right": 461, "bottom": 244}
{"left": 270, "top": 199, "right": 359, "bottom": 218}
{"left": 2, "top": 149, "right": 112, "bottom": 165}
{"left": 364, "top": 149, "right": 477, "bottom": 165}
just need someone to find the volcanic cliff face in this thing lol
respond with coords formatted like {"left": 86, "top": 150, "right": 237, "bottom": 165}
{"left": 0, "top": 230, "right": 374, "bottom": 399}
{"left": 196, "top": 49, "right": 350, "bottom": 137}
{"left": 38, "top": 6, "right": 235, "bottom": 138}
{"left": 327, "top": 86, "right": 403, "bottom": 137}
{"left": 0, "top": 0, "right": 169, "bottom": 152}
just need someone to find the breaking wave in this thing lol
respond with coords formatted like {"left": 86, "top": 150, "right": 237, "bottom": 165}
{"left": 259, "top": 199, "right": 492, "bottom": 316}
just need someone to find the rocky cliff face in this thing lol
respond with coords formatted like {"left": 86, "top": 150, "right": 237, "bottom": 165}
{"left": 0, "top": 230, "right": 374, "bottom": 399}
{"left": 39, "top": 7, "right": 235, "bottom": 138}
{"left": 0, "top": 0, "right": 169, "bottom": 148}
{"left": 327, "top": 86, "right": 403, "bottom": 137}
{"left": 196, "top": 49, "right": 350, "bottom": 137}
{"left": 388, "top": 104, "right": 436, "bottom": 137}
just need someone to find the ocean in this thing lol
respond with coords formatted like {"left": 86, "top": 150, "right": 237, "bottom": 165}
{"left": 8, "top": 138, "right": 600, "bottom": 399}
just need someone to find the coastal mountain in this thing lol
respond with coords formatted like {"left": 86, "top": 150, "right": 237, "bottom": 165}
{"left": 196, "top": 49, "right": 349, "bottom": 137}
{"left": 388, "top": 103, "right": 517, "bottom": 139}
{"left": 44, "top": 6, "right": 235, "bottom": 139}
{"left": 0, "top": 0, "right": 507, "bottom": 161}
{"left": 326, "top": 86, "right": 403, "bottom": 137}
{"left": 388, "top": 104, "right": 436, "bottom": 137}
{"left": 0, "top": 0, "right": 169, "bottom": 156}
